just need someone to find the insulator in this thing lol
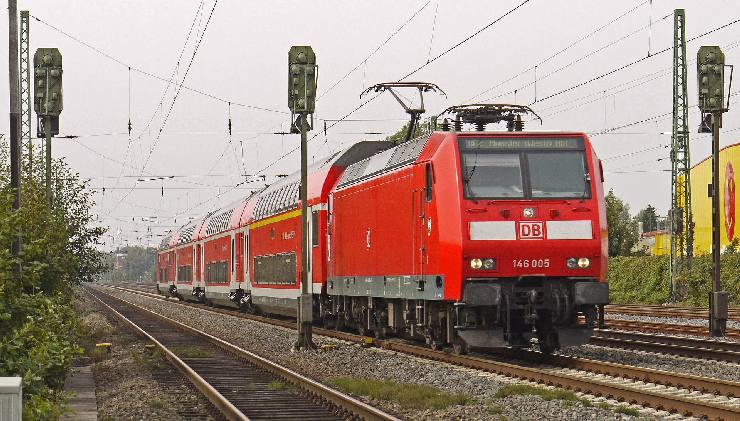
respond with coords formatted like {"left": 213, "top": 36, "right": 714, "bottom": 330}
{"left": 506, "top": 119, "right": 515, "bottom": 132}
{"left": 454, "top": 116, "right": 462, "bottom": 132}
{"left": 514, "top": 115, "right": 524, "bottom": 131}
{"left": 441, "top": 119, "right": 450, "bottom": 131}
{"left": 475, "top": 122, "right": 485, "bottom": 131}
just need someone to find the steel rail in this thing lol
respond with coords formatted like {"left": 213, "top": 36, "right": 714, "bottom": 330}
{"left": 486, "top": 348, "right": 740, "bottom": 397}
{"left": 372, "top": 340, "right": 740, "bottom": 420}
{"left": 84, "top": 287, "right": 248, "bottom": 421}
{"left": 604, "top": 318, "right": 740, "bottom": 339}
{"left": 100, "top": 284, "right": 740, "bottom": 419}
{"left": 588, "top": 332, "right": 740, "bottom": 363}
{"left": 606, "top": 304, "right": 740, "bottom": 321}
{"left": 597, "top": 329, "right": 740, "bottom": 353}
{"left": 89, "top": 286, "right": 400, "bottom": 421}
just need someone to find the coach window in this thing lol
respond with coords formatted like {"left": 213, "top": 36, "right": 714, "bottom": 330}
{"left": 425, "top": 162, "right": 433, "bottom": 202}
{"left": 312, "top": 211, "right": 319, "bottom": 247}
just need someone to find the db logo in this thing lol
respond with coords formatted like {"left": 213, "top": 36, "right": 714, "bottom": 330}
{"left": 726, "top": 162, "right": 735, "bottom": 241}
{"left": 519, "top": 222, "right": 544, "bottom": 239}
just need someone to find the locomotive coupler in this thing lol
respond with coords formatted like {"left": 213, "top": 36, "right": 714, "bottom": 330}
{"left": 523, "top": 289, "right": 539, "bottom": 325}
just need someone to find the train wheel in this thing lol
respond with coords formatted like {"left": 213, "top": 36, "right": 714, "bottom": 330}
{"left": 452, "top": 338, "right": 468, "bottom": 355}
{"left": 430, "top": 340, "right": 444, "bottom": 351}
{"left": 334, "top": 316, "right": 345, "bottom": 332}
{"left": 374, "top": 326, "right": 386, "bottom": 340}
{"left": 537, "top": 329, "right": 558, "bottom": 354}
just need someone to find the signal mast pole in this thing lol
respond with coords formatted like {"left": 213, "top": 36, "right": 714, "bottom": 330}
{"left": 8, "top": 0, "right": 22, "bottom": 280}
{"left": 289, "top": 46, "right": 317, "bottom": 350}
{"left": 697, "top": 45, "right": 731, "bottom": 336}
{"left": 20, "top": 10, "right": 32, "bottom": 174}
{"left": 669, "top": 9, "right": 693, "bottom": 302}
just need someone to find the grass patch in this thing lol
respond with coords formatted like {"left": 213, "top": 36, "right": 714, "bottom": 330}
{"left": 90, "top": 346, "right": 110, "bottom": 362}
{"left": 267, "top": 381, "right": 286, "bottom": 391}
{"left": 332, "top": 377, "right": 471, "bottom": 410}
{"left": 614, "top": 405, "right": 640, "bottom": 416}
{"left": 487, "top": 403, "right": 503, "bottom": 414}
{"left": 598, "top": 402, "right": 612, "bottom": 410}
{"left": 170, "top": 345, "right": 212, "bottom": 358}
{"left": 132, "top": 349, "right": 167, "bottom": 370}
{"left": 150, "top": 398, "right": 166, "bottom": 409}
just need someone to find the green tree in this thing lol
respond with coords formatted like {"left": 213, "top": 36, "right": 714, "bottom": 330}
{"left": 605, "top": 189, "right": 639, "bottom": 257}
{"left": 385, "top": 120, "right": 431, "bottom": 144}
{"left": 105, "top": 245, "right": 156, "bottom": 282}
{"left": 634, "top": 204, "right": 659, "bottom": 233}
{"left": 0, "top": 143, "right": 107, "bottom": 418}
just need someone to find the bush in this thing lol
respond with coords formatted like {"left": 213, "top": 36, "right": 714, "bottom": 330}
{"left": 607, "top": 254, "right": 740, "bottom": 305}
{"left": 0, "top": 145, "right": 107, "bottom": 418}
{"left": 0, "top": 294, "right": 81, "bottom": 419}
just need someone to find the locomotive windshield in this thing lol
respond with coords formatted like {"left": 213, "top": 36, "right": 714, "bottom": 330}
{"left": 460, "top": 137, "right": 590, "bottom": 200}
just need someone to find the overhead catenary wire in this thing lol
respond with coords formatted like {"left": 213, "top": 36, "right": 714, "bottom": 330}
{"left": 29, "top": 12, "right": 287, "bottom": 115}
{"left": 480, "top": 11, "right": 674, "bottom": 104}
{"left": 530, "top": 17, "right": 740, "bottom": 105}
{"left": 465, "top": 0, "right": 650, "bottom": 102}
{"left": 400, "top": 0, "right": 533, "bottom": 81}
{"left": 317, "top": 0, "right": 431, "bottom": 100}
{"left": 105, "top": 0, "right": 222, "bottom": 218}
{"left": 167, "top": 1, "right": 536, "bottom": 224}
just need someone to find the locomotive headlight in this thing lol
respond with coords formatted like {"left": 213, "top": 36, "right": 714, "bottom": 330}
{"left": 577, "top": 257, "right": 591, "bottom": 268}
{"left": 566, "top": 258, "right": 578, "bottom": 269}
{"left": 523, "top": 207, "right": 537, "bottom": 218}
{"left": 470, "top": 258, "right": 483, "bottom": 269}
{"left": 483, "top": 258, "right": 496, "bottom": 270}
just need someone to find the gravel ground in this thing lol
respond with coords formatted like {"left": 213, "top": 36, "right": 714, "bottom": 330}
{"left": 75, "top": 290, "right": 220, "bottom": 420}
{"left": 606, "top": 313, "right": 740, "bottom": 332}
{"left": 92, "top": 286, "right": 681, "bottom": 421}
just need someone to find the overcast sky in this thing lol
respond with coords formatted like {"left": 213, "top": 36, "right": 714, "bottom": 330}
{"left": 1, "top": 0, "right": 739, "bottom": 249}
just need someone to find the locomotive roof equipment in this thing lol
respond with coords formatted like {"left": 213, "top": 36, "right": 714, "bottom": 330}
{"left": 360, "top": 82, "right": 445, "bottom": 144}
{"left": 439, "top": 103, "right": 542, "bottom": 132}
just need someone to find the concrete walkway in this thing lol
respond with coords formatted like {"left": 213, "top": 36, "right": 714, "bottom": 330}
{"left": 61, "top": 359, "right": 97, "bottom": 421}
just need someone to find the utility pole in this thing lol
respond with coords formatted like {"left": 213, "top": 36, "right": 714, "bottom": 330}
{"left": 697, "top": 45, "right": 731, "bottom": 336}
{"left": 20, "top": 10, "right": 32, "bottom": 175}
{"left": 669, "top": 9, "right": 693, "bottom": 303}
{"left": 288, "top": 46, "right": 317, "bottom": 350}
{"left": 33, "top": 48, "right": 63, "bottom": 205}
{"left": 8, "top": 0, "right": 22, "bottom": 280}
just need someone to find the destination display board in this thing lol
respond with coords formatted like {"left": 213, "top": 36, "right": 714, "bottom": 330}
{"left": 460, "top": 137, "right": 583, "bottom": 150}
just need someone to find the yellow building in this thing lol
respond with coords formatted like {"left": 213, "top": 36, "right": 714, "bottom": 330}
{"left": 690, "top": 143, "right": 740, "bottom": 254}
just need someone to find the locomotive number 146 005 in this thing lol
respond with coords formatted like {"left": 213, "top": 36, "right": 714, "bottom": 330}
{"left": 512, "top": 258, "right": 550, "bottom": 268}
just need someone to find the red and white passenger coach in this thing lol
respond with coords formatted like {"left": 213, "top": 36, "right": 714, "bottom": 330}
{"left": 157, "top": 107, "right": 608, "bottom": 354}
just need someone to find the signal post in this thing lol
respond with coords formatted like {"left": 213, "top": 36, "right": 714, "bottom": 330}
{"left": 288, "top": 46, "right": 317, "bottom": 350}
{"left": 697, "top": 46, "right": 731, "bottom": 336}
{"left": 33, "top": 48, "right": 63, "bottom": 204}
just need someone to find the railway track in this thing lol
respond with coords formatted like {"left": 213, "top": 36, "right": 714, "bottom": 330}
{"left": 604, "top": 318, "right": 740, "bottom": 340}
{"left": 85, "top": 286, "right": 399, "bottom": 421}
{"left": 97, "top": 283, "right": 740, "bottom": 419}
{"left": 606, "top": 304, "right": 740, "bottom": 321}
{"left": 590, "top": 329, "right": 740, "bottom": 363}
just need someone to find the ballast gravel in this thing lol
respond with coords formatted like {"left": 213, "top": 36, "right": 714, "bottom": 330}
{"left": 94, "top": 285, "right": 665, "bottom": 420}
{"left": 75, "top": 290, "right": 219, "bottom": 420}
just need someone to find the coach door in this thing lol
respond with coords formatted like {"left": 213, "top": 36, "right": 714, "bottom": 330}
{"left": 416, "top": 163, "right": 433, "bottom": 278}
{"left": 243, "top": 230, "right": 250, "bottom": 286}
{"left": 196, "top": 243, "right": 202, "bottom": 285}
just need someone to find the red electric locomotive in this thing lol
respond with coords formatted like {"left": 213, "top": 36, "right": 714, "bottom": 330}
{"left": 157, "top": 103, "right": 608, "bottom": 354}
